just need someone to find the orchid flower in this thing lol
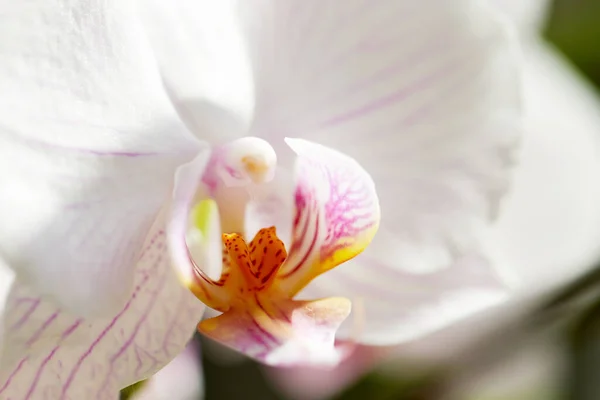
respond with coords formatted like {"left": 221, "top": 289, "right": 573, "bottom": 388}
{"left": 0, "top": 0, "right": 519, "bottom": 398}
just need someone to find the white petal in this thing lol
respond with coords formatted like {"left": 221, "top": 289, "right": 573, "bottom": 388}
{"left": 0, "top": 215, "right": 205, "bottom": 399}
{"left": 0, "top": 0, "right": 203, "bottom": 316}
{"left": 234, "top": 1, "right": 519, "bottom": 343}
{"left": 139, "top": 0, "right": 254, "bottom": 144}
{"left": 484, "top": 40, "right": 600, "bottom": 290}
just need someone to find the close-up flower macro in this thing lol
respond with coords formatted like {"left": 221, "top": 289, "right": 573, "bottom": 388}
{"left": 1, "top": 0, "right": 600, "bottom": 399}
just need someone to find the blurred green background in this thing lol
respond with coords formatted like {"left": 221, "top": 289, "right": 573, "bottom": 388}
{"left": 546, "top": 0, "right": 600, "bottom": 86}
{"left": 197, "top": 1, "right": 600, "bottom": 399}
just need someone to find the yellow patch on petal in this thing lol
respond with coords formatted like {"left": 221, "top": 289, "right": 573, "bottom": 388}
{"left": 320, "top": 223, "right": 380, "bottom": 273}
{"left": 190, "top": 198, "right": 218, "bottom": 237}
{"left": 281, "top": 222, "right": 380, "bottom": 298}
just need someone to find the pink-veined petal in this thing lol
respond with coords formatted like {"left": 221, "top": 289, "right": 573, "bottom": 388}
{"left": 234, "top": 0, "right": 520, "bottom": 343}
{"left": 275, "top": 139, "right": 380, "bottom": 298}
{"left": 199, "top": 297, "right": 351, "bottom": 367}
{"left": 0, "top": 214, "right": 205, "bottom": 399}
{"left": 0, "top": 0, "right": 203, "bottom": 317}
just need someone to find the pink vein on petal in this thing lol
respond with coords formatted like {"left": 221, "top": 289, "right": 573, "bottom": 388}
{"left": 10, "top": 300, "right": 40, "bottom": 331}
{"left": 317, "top": 55, "right": 463, "bottom": 130}
{"left": 24, "top": 346, "right": 59, "bottom": 400}
{"left": 26, "top": 312, "right": 59, "bottom": 346}
{"left": 0, "top": 357, "right": 28, "bottom": 395}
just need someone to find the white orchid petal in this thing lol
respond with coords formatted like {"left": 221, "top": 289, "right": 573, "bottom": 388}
{"left": 0, "top": 0, "right": 203, "bottom": 317}
{"left": 0, "top": 216, "right": 205, "bottom": 399}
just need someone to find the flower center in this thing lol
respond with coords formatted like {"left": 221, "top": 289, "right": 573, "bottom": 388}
{"left": 221, "top": 227, "right": 287, "bottom": 296}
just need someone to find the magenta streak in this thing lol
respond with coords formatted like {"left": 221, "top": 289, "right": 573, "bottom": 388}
{"left": 280, "top": 213, "right": 320, "bottom": 279}
{"left": 26, "top": 312, "right": 59, "bottom": 346}
{"left": 20, "top": 134, "right": 161, "bottom": 158}
{"left": 61, "top": 320, "right": 83, "bottom": 339}
{"left": 253, "top": 294, "right": 271, "bottom": 317}
{"left": 0, "top": 357, "right": 28, "bottom": 394}
{"left": 288, "top": 206, "right": 310, "bottom": 255}
{"left": 399, "top": 58, "right": 481, "bottom": 127}
{"left": 24, "top": 346, "right": 59, "bottom": 400}
{"left": 10, "top": 300, "right": 40, "bottom": 330}
{"left": 245, "top": 326, "right": 271, "bottom": 350}
{"left": 246, "top": 311, "right": 280, "bottom": 346}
